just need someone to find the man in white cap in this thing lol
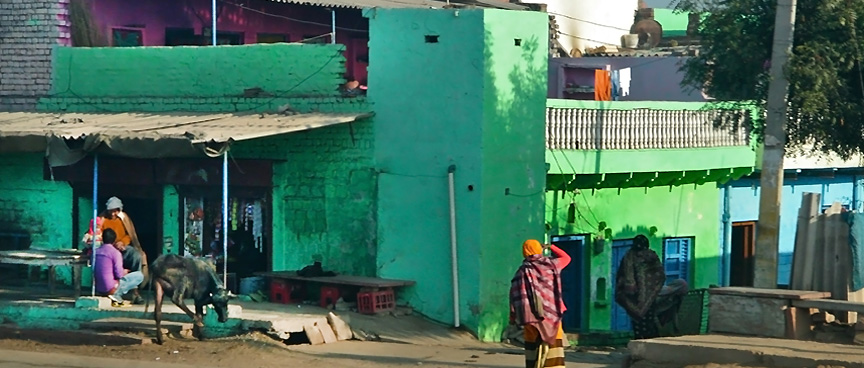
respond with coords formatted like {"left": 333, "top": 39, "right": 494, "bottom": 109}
{"left": 100, "top": 196, "right": 149, "bottom": 304}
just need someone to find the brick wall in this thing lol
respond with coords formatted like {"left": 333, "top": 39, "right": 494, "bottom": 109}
{"left": 0, "top": 0, "right": 69, "bottom": 111}
{"left": 0, "top": 153, "right": 73, "bottom": 249}
{"left": 232, "top": 119, "right": 377, "bottom": 276}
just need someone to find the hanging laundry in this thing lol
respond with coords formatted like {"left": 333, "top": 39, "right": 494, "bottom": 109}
{"left": 619, "top": 68, "right": 632, "bottom": 97}
{"left": 594, "top": 69, "right": 612, "bottom": 101}
{"left": 253, "top": 200, "right": 263, "bottom": 252}
{"left": 231, "top": 199, "right": 239, "bottom": 231}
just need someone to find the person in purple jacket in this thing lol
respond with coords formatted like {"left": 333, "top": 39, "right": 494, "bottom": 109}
{"left": 94, "top": 228, "right": 144, "bottom": 307}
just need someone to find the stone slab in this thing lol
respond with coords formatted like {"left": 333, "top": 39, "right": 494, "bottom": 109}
{"left": 319, "top": 321, "right": 338, "bottom": 344}
{"left": 327, "top": 312, "right": 353, "bottom": 341}
{"left": 709, "top": 294, "right": 787, "bottom": 338}
{"left": 304, "top": 324, "right": 325, "bottom": 345}
{"left": 0, "top": 324, "right": 151, "bottom": 346}
{"left": 81, "top": 318, "right": 192, "bottom": 337}
{"left": 793, "top": 299, "right": 864, "bottom": 314}
{"left": 629, "top": 334, "right": 864, "bottom": 368}
{"left": 708, "top": 287, "right": 831, "bottom": 300}
{"left": 74, "top": 296, "right": 112, "bottom": 309}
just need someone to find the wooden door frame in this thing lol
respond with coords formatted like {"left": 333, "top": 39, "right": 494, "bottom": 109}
{"left": 730, "top": 221, "right": 757, "bottom": 287}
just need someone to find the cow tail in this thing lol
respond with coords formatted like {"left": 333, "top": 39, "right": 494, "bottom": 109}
{"left": 144, "top": 276, "right": 152, "bottom": 317}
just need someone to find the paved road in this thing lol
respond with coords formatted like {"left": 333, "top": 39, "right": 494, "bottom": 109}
{"left": 0, "top": 349, "right": 202, "bottom": 368}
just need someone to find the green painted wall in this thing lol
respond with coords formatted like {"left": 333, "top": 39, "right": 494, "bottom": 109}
{"left": 369, "top": 8, "right": 547, "bottom": 341}
{"left": 51, "top": 44, "right": 345, "bottom": 98}
{"left": 477, "top": 10, "right": 549, "bottom": 342}
{"left": 546, "top": 184, "right": 721, "bottom": 331}
{"left": 232, "top": 120, "right": 377, "bottom": 276}
{"left": 654, "top": 9, "right": 689, "bottom": 37}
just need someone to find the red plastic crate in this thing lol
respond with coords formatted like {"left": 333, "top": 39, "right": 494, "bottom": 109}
{"left": 270, "top": 280, "right": 296, "bottom": 304}
{"left": 357, "top": 289, "right": 395, "bottom": 314}
{"left": 319, "top": 286, "right": 341, "bottom": 308}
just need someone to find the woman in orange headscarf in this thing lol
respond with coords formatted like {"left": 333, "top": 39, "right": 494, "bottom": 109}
{"left": 510, "top": 239, "right": 571, "bottom": 368}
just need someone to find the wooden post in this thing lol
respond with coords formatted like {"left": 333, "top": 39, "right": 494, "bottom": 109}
{"left": 790, "top": 192, "right": 820, "bottom": 289}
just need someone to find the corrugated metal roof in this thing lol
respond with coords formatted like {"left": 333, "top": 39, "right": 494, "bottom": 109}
{"left": 265, "top": 0, "right": 527, "bottom": 9}
{"left": 0, "top": 111, "right": 372, "bottom": 160}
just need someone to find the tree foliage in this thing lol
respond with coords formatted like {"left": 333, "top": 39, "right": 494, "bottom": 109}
{"left": 675, "top": 0, "right": 864, "bottom": 158}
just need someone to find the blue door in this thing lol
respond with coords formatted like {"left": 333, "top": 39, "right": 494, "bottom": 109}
{"left": 551, "top": 235, "right": 585, "bottom": 332}
{"left": 611, "top": 239, "right": 634, "bottom": 331}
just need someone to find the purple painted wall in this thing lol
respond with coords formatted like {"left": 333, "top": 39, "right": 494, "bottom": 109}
{"left": 548, "top": 57, "right": 709, "bottom": 102}
{"left": 73, "top": 0, "right": 369, "bottom": 82}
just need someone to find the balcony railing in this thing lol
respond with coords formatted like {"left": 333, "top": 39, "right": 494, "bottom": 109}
{"left": 546, "top": 107, "right": 751, "bottom": 150}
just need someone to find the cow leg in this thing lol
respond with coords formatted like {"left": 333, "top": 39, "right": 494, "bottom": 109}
{"left": 170, "top": 286, "right": 200, "bottom": 325}
{"left": 194, "top": 302, "right": 205, "bottom": 341}
{"left": 154, "top": 280, "right": 165, "bottom": 345}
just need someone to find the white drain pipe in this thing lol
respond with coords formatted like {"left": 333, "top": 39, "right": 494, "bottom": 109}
{"left": 448, "top": 165, "right": 460, "bottom": 328}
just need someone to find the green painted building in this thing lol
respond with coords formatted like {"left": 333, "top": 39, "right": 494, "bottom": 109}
{"left": 544, "top": 100, "right": 756, "bottom": 333}
{"left": 0, "top": 8, "right": 550, "bottom": 343}
{"left": 0, "top": 7, "right": 752, "bottom": 343}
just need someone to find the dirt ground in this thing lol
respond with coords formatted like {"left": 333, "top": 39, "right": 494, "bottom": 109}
{"left": 0, "top": 328, "right": 629, "bottom": 368}
{"left": 0, "top": 329, "right": 797, "bottom": 368}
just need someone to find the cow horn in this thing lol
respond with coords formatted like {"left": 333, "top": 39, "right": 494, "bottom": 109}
{"left": 227, "top": 291, "right": 239, "bottom": 299}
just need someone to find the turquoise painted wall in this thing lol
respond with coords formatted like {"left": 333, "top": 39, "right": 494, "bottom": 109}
{"left": 51, "top": 44, "right": 345, "bottom": 98}
{"left": 232, "top": 120, "right": 377, "bottom": 276}
{"left": 369, "top": 8, "right": 548, "bottom": 341}
{"left": 726, "top": 174, "right": 864, "bottom": 285}
{"left": 18, "top": 43, "right": 373, "bottom": 286}
{"left": 162, "top": 185, "right": 180, "bottom": 255}
{"left": 0, "top": 154, "right": 73, "bottom": 249}
{"left": 0, "top": 153, "right": 75, "bottom": 283}
{"left": 546, "top": 184, "right": 722, "bottom": 331}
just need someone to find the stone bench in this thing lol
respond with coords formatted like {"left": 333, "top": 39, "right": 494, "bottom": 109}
{"left": 708, "top": 287, "right": 831, "bottom": 340}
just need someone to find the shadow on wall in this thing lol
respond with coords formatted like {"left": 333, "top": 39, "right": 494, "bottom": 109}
{"left": 473, "top": 30, "right": 548, "bottom": 341}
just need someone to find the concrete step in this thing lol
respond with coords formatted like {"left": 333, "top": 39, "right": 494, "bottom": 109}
{"left": 80, "top": 318, "right": 194, "bottom": 339}
{"left": 629, "top": 334, "right": 864, "bottom": 368}
{"left": 0, "top": 324, "right": 152, "bottom": 345}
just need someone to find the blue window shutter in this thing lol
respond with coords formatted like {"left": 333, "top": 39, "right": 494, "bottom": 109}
{"left": 664, "top": 238, "right": 691, "bottom": 284}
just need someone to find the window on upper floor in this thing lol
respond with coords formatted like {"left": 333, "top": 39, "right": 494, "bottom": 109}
{"left": 111, "top": 27, "right": 143, "bottom": 47}
{"left": 257, "top": 33, "right": 289, "bottom": 44}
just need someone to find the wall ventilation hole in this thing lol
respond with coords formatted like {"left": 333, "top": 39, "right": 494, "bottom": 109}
{"left": 514, "top": 38, "right": 522, "bottom": 46}
{"left": 425, "top": 35, "right": 439, "bottom": 43}
{"left": 467, "top": 185, "right": 474, "bottom": 191}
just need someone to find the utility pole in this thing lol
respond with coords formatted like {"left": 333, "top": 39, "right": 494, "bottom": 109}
{"left": 754, "top": 0, "right": 797, "bottom": 289}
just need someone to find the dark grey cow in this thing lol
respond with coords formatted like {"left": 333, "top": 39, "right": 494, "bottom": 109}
{"left": 145, "top": 254, "right": 235, "bottom": 344}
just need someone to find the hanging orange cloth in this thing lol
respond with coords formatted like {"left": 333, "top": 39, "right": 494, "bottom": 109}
{"left": 594, "top": 69, "right": 612, "bottom": 101}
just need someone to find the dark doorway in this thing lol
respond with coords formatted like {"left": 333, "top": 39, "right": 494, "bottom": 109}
{"left": 119, "top": 197, "right": 161, "bottom": 266}
{"left": 611, "top": 238, "right": 634, "bottom": 332}
{"left": 551, "top": 234, "right": 586, "bottom": 332}
{"left": 730, "top": 221, "right": 756, "bottom": 287}
{"left": 74, "top": 185, "right": 163, "bottom": 266}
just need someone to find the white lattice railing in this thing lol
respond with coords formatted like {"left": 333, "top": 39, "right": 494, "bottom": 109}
{"left": 546, "top": 108, "right": 751, "bottom": 150}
